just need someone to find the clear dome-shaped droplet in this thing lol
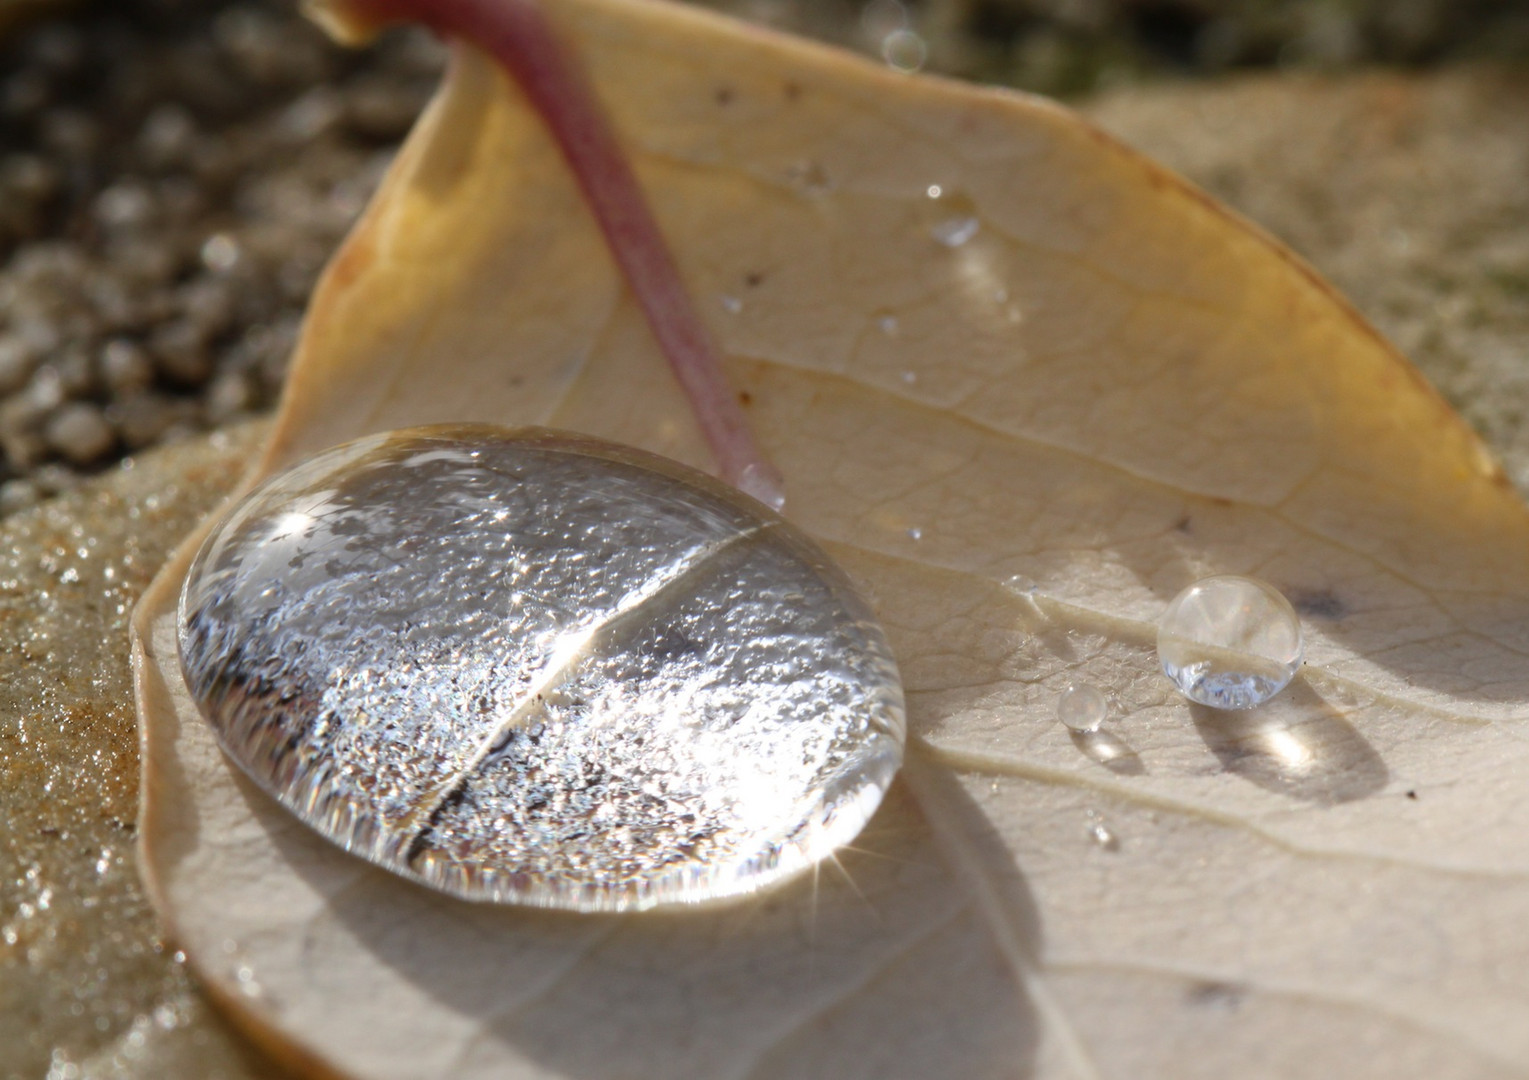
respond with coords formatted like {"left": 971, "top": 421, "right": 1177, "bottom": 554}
{"left": 1057, "top": 683, "right": 1108, "bottom": 733}
{"left": 1157, "top": 575, "right": 1303, "bottom": 710}
{"left": 178, "top": 425, "right": 905, "bottom": 912}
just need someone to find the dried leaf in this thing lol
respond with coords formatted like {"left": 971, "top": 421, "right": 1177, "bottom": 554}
{"left": 133, "top": 0, "right": 1529, "bottom": 1076}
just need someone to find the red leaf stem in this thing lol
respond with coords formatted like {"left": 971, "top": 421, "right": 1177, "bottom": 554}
{"left": 332, "top": 0, "right": 786, "bottom": 510}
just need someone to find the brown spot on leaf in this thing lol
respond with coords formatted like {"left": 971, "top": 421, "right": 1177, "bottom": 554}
{"left": 1289, "top": 589, "right": 1345, "bottom": 620}
{"left": 1185, "top": 981, "right": 1243, "bottom": 1012}
{"left": 327, "top": 229, "right": 378, "bottom": 294}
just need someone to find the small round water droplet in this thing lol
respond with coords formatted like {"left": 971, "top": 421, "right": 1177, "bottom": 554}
{"left": 1157, "top": 575, "right": 1303, "bottom": 710}
{"left": 1057, "top": 683, "right": 1108, "bottom": 733}
{"left": 907, "top": 526, "right": 923, "bottom": 541}
{"left": 719, "top": 294, "right": 743, "bottom": 314}
{"left": 926, "top": 184, "right": 943, "bottom": 200}
{"left": 179, "top": 425, "right": 904, "bottom": 912}
{"left": 878, "top": 314, "right": 900, "bottom": 337}
{"left": 932, "top": 216, "right": 980, "bottom": 248}
{"left": 1088, "top": 822, "right": 1119, "bottom": 851}
{"left": 881, "top": 28, "right": 927, "bottom": 73}
{"left": 901, "top": 370, "right": 917, "bottom": 385}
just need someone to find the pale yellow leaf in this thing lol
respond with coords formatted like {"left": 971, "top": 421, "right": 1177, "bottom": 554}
{"left": 133, "top": 0, "right": 1529, "bottom": 1076}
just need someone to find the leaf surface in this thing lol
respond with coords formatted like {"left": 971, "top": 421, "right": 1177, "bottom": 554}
{"left": 133, "top": 1, "right": 1529, "bottom": 1076}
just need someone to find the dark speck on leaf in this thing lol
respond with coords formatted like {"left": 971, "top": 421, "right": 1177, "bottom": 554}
{"left": 1407, "top": 789, "right": 1419, "bottom": 800}
{"left": 1185, "top": 981, "right": 1243, "bottom": 1012}
{"left": 1174, "top": 514, "right": 1192, "bottom": 533}
{"left": 738, "top": 390, "right": 753, "bottom": 406}
{"left": 744, "top": 271, "right": 764, "bottom": 288}
{"left": 715, "top": 86, "right": 734, "bottom": 106}
{"left": 1289, "top": 589, "right": 1346, "bottom": 620}
{"left": 784, "top": 81, "right": 802, "bottom": 101}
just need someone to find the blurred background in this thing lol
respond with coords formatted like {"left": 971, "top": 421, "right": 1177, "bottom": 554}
{"left": 0, "top": 0, "right": 1526, "bottom": 510}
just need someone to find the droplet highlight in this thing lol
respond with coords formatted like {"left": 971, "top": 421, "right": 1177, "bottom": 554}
{"left": 1157, "top": 575, "right": 1303, "bottom": 710}
{"left": 1057, "top": 683, "right": 1108, "bottom": 733}
{"left": 931, "top": 216, "right": 980, "bottom": 248}
{"left": 178, "top": 425, "right": 905, "bottom": 912}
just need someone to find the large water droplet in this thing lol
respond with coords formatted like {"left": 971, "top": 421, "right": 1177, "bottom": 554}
{"left": 1157, "top": 575, "right": 1303, "bottom": 710}
{"left": 1057, "top": 683, "right": 1108, "bottom": 732}
{"left": 178, "top": 425, "right": 905, "bottom": 912}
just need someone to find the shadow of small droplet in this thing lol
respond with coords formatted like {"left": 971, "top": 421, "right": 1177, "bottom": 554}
{"left": 1069, "top": 727, "right": 1145, "bottom": 776}
{"left": 1189, "top": 681, "right": 1386, "bottom": 805}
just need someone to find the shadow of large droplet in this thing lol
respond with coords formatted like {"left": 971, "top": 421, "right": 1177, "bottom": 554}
{"left": 1189, "top": 681, "right": 1387, "bottom": 805}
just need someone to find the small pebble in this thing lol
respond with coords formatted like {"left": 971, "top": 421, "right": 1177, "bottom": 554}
{"left": 0, "top": 336, "right": 40, "bottom": 395}
{"left": 98, "top": 339, "right": 155, "bottom": 395}
{"left": 45, "top": 403, "right": 115, "bottom": 465}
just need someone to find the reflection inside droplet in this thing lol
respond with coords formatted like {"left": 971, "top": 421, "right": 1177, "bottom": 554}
{"left": 178, "top": 425, "right": 905, "bottom": 912}
{"left": 1158, "top": 575, "right": 1303, "bottom": 710}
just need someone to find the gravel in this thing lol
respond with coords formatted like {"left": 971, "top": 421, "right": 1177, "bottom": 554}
{"left": 0, "top": 0, "right": 445, "bottom": 514}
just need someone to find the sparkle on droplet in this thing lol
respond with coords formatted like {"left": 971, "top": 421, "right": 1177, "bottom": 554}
{"left": 719, "top": 294, "right": 743, "bottom": 314}
{"left": 907, "top": 527, "right": 923, "bottom": 541}
{"left": 178, "top": 425, "right": 905, "bottom": 913}
{"left": 932, "top": 216, "right": 980, "bottom": 247}
{"left": 1157, "top": 575, "right": 1303, "bottom": 710}
{"left": 901, "top": 371, "right": 917, "bottom": 385}
{"left": 878, "top": 314, "right": 900, "bottom": 337}
{"left": 926, "top": 184, "right": 943, "bottom": 199}
{"left": 1057, "top": 683, "right": 1108, "bottom": 733}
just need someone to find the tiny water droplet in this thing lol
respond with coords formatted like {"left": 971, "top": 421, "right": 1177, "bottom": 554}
{"left": 931, "top": 216, "right": 980, "bottom": 248}
{"left": 1157, "top": 575, "right": 1303, "bottom": 710}
{"left": 881, "top": 28, "right": 927, "bottom": 73}
{"left": 1088, "top": 822, "right": 1119, "bottom": 851}
{"left": 719, "top": 294, "right": 743, "bottom": 314}
{"left": 907, "top": 526, "right": 924, "bottom": 541}
{"left": 878, "top": 314, "right": 900, "bottom": 337}
{"left": 178, "top": 426, "right": 903, "bottom": 912}
{"left": 901, "top": 370, "right": 917, "bottom": 385}
{"left": 234, "top": 964, "right": 262, "bottom": 998}
{"left": 1057, "top": 683, "right": 1108, "bottom": 733}
{"left": 926, "top": 184, "right": 943, "bottom": 200}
